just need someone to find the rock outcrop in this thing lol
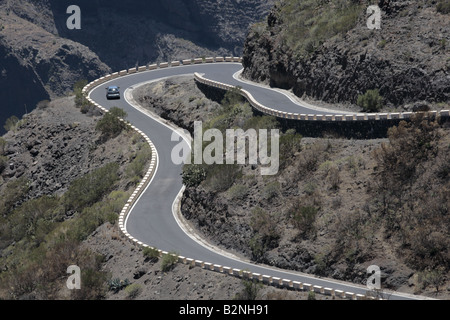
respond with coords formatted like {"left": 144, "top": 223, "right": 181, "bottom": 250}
{"left": 0, "top": 0, "right": 273, "bottom": 134}
{"left": 242, "top": 1, "right": 449, "bottom": 110}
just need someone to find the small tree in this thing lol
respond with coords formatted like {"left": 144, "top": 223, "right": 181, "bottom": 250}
{"left": 357, "top": 89, "right": 383, "bottom": 112}
{"left": 96, "top": 107, "right": 128, "bottom": 139}
{"left": 161, "top": 251, "right": 179, "bottom": 272}
{"left": 109, "top": 106, "right": 127, "bottom": 119}
{"left": 221, "top": 86, "right": 244, "bottom": 109}
{"left": 290, "top": 203, "right": 318, "bottom": 237}
{"left": 73, "top": 79, "right": 88, "bottom": 107}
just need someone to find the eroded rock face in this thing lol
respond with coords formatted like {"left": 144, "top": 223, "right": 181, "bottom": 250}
{"left": 0, "top": 4, "right": 111, "bottom": 134}
{"left": 242, "top": 1, "right": 450, "bottom": 109}
{"left": 0, "top": 96, "right": 128, "bottom": 204}
{"left": 0, "top": 0, "right": 273, "bottom": 133}
{"left": 39, "top": 0, "right": 274, "bottom": 68}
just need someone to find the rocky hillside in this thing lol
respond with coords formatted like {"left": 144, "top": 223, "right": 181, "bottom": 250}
{"left": 0, "top": 97, "right": 126, "bottom": 217}
{"left": 0, "top": 82, "right": 332, "bottom": 302}
{"left": 133, "top": 76, "right": 450, "bottom": 299}
{"left": 0, "top": 2, "right": 111, "bottom": 134}
{"left": 0, "top": 0, "right": 273, "bottom": 134}
{"left": 242, "top": 0, "right": 450, "bottom": 111}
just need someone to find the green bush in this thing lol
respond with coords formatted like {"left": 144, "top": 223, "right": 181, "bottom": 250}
{"left": 357, "top": 89, "right": 383, "bottom": 112}
{"left": 105, "top": 190, "right": 130, "bottom": 214}
{"left": 235, "top": 279, "right": 263, "bottom": 300}
{"left": 73, "top": 267, "right": 109, "bottom": 300}
{"left": 7, "top": 195, "right": 60, "bottom": 244}
{"left": 96, "top": 107, "right": 128, "bottom": 139}
{"left": 249, "top": 234, "right": 265, "bottom": 260}
{"left": 161, "top": 251, "right": 179, "bottom": 272}
{"left": 290, "top": 204, "right": 318, "bottom": 236}
{"left": 63, "top": 162, "right": 119, "bottom": 211}
{"left": 124, "top": 283, "right": 142, "bottom": 299}
{"left": 67, "top": 205, "right": 106, "bottom": 241}
{"left": 73, "top": 79, "right": 89, "bottom": 108}
{"left": 208, "top": 100, "right": 253, "bottom": 133}
{"left": 279, "top": 129, "right": 302, "bottom": 161}
{"left": 143, "top": 246, "right": 160, "bottom": 262}
{"left": 417, "top": 268, "right": 446, "bottom": 292}
{"left": 249, "top": 207, "right": 280, "bottom": 259}
{"left": 262, "top": 181, "right": 280, "bottom": 201}
{"left": 66, "top": 190, "right": 124, "bottom": 242}
{"left": 250, "top": 207, "right": 279, "bottom": 240}
{"left": 226, "top": 184, "right": 249, "bottom": 200}
{"left": 279, "top": 0, "right": 363, "bottom": 59}
{"left": 73, "top": 79, "right": 96, "bottom": 116}
{"left": 221, "top": 86, "right": 244, "bottom": 109}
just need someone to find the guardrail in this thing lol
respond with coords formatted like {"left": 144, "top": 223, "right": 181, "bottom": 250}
{"left": 80, "top": 56, "right": 413, "bottom": 300}
{"left": 193, "top": 73, "right": 450, "bottom": 123}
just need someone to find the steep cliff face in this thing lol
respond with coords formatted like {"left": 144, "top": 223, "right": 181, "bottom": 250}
{"left": 0, "top": 0, "right": 272, "bottom": 133}
{"left": 0, "top": 44, "right": 50, "bottom": 126}
{"left": 0, "top": 2, "right": 111, "bottom": 134}
{"left": 40, "top": 0, "right": 273, "bottom": 69}
{"left": 242, "top": 0, "right": 450, "bottom": 110}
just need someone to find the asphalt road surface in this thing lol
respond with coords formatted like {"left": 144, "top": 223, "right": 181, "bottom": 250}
{"left": 89, "top": 62, "right": 425, "bottom": 300}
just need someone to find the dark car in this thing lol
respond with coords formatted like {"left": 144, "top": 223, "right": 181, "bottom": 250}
{"left": 106, "top": 86, "right": 120, "bottom": 99}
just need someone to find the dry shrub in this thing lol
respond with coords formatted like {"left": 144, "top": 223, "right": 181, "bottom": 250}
{"left": 373, "top": 116, "right": 440, "bottom": 186}
{"left": 249, "top": 207, "right": 280, "bottom": 259}
{"left": 372, "top": 117, "right": 440, "bottom": 218}
{"left": 298, "top": 142, "right": 329, "bottom": 173}
{"left": 288, "top": 200, "right": 319, "bottom": 239}
{"left": 370, "top": 116, "right": 449, "bottom": 272}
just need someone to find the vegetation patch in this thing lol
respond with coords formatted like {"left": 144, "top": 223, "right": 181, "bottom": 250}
{"left": 276, "top": 0, "right": 363, "bottom": 59}
{"left": 63, "top": 162, "right": 120, "bottom": 212}
{"left": 161, "top": 251, "right": 179, "bottom": 272}
{"left": 0, "top": 98, "right": 152, "bottom": 299}
{"left": 357, "top": 89, "right": 384, "bottom": 113}
{"left": 96, "top": 107, "right": 130, "bottom": 139}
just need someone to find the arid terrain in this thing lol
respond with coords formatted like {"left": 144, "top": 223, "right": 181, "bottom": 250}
{"left": 133, "top": 76, "right": 450, "bottom": 300}
{"left": 0, "top": 0, "right": 448, "bottom": 302}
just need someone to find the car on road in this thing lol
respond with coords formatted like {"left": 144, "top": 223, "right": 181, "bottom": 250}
{"left": 106, "top": 86, "right": 120, "bottom": 99}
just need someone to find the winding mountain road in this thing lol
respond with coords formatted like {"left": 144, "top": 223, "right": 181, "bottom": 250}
{"left": 88, "top": 61, "right": 430, "bottom": 300}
